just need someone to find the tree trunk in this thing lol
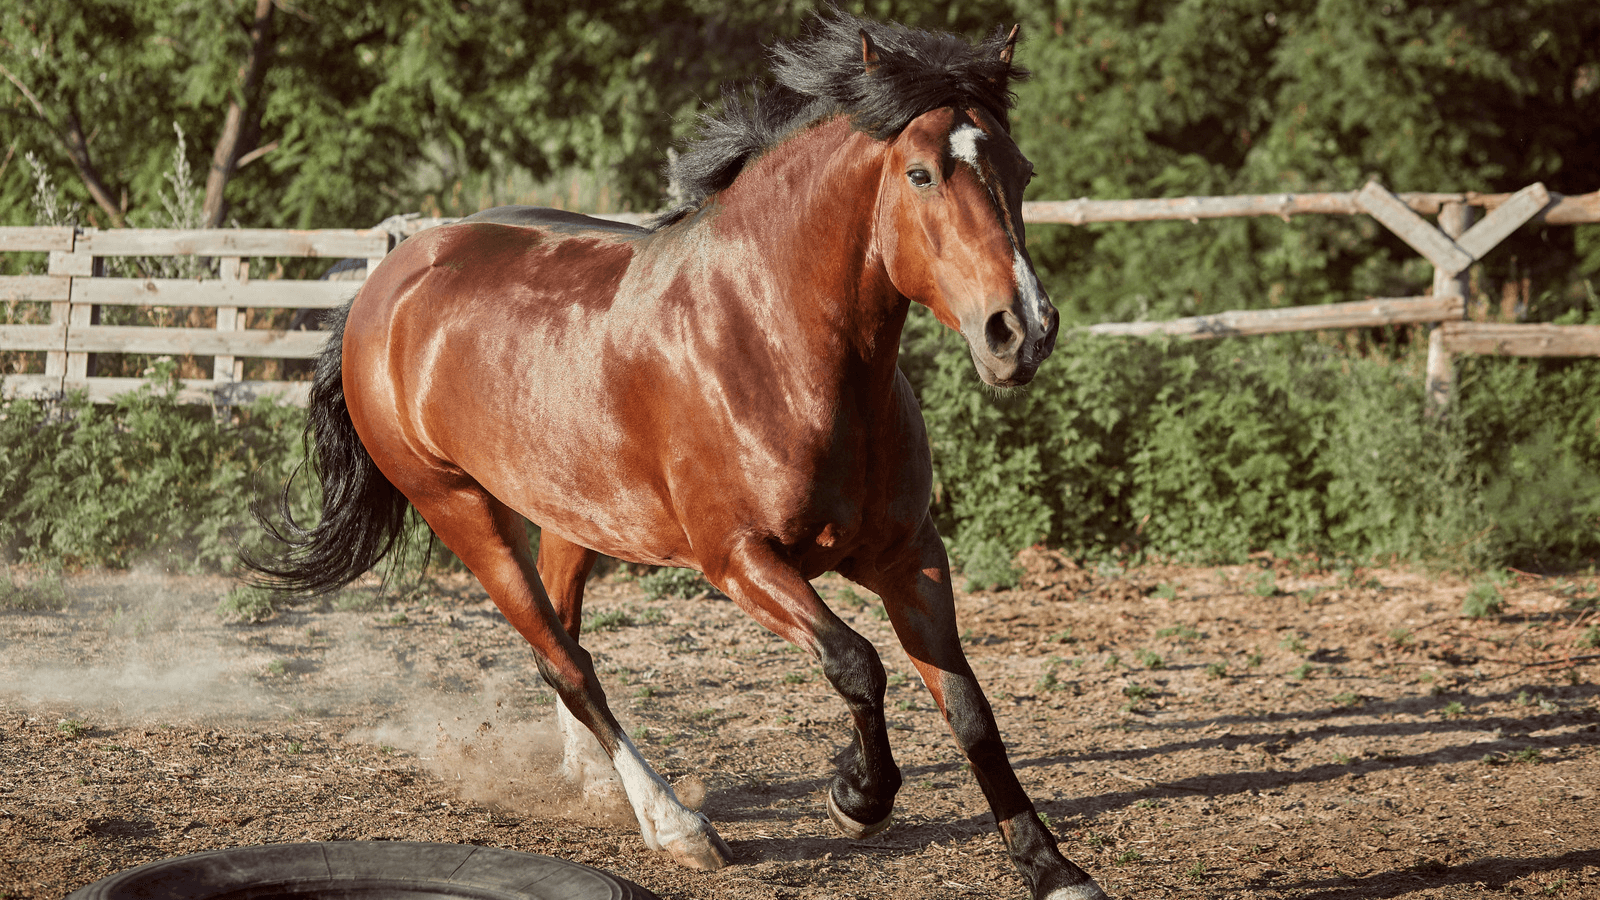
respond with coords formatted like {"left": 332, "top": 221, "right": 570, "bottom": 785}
{"left": 202, "top": 0, "right": 277, "bottom": 229}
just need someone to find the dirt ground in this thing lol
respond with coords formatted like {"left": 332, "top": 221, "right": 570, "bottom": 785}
{"left": 2, "top": 551, "right": 1597, "bottom": 899}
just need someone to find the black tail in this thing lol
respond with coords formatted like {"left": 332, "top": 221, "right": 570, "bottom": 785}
{"left": 244, "top": 303, "right": 412, "bottom": 595}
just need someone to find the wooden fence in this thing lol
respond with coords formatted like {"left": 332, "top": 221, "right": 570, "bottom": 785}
{"left": 1035, "top": 181, "right": 1600, "bottom": 411}
{"left": 1, "top": 183, "right": 1597, "bottom": 409}
{"left": 0, "top": 226, "right": 389, "bottom": 405}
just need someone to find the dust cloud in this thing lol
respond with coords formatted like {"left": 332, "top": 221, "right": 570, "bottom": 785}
{"left": 0, "top": 566, "right": 635, "bottom": 826}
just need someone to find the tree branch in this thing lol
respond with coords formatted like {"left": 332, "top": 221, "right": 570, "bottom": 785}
{"left": 0, "top": 60, "right": 128, "bottom": 227}
{"left": 202, "top": 0, "right": 277, "bottom": 228}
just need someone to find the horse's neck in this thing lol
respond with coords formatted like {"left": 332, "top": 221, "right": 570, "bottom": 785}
{"left": 692, "top": 117, "right": 910, "bottom": 400}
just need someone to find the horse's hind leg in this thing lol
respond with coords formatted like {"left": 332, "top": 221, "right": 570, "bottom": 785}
{"left": 712, "top": 539, "right": 901, "bottom": 836}
{"left": 845, "top": 516, "right": 1107, "bottom": 900}
{"left": 412, "top": 488, "right": 732, "bottom": 870}
{"left": 534, "top": 533, "right": 618, "bottom": 798}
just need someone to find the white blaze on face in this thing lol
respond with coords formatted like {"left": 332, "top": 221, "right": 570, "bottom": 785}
{"left": 1014, "top": 249, "right": 1051, "bottom": 326}
{"left": 949, "top": 123, "right": 985, "bottom": 169}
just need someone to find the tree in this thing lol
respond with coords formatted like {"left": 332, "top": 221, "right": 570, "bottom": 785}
{"left": 1, "top": 1, "right": 1033, "bottom": 232}
{"left": 1013, "top": 0, "right": 1600, "bottom": 324}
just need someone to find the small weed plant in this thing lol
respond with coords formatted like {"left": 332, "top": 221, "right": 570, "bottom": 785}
{"left": 1250, "top": 570, "right": 1279, "bottom": 597}
{"left": 1462, "top": 574, "right": 1508, "bottom": 619}
{"left": 634, "top": 567, "right": 718, "bottom": 601}
{"left": 584, "top": 608, "right": 634, "bottom": 632}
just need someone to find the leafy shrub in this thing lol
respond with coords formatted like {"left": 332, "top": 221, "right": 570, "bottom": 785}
{"left": 3, "top": 314, "right": 1596, "bottom": 584}
{"left": 0, "top": 363, "right": 314, "bottom": 570}
{"left": 900, "top": 310, "right": 1600, "bottom": 576}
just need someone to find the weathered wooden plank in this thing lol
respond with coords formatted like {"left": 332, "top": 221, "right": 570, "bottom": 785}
{"left": 64, "top": 326, "right": 331, "bottom": 358}
{"left": 0, "top": 373, "right": 65, "bottom": 400}
{"left": 1437, "top": 322, "right": 1600, "bottom": 357}
{"left": 1457, "top": 183, "right": 1549, "bottom": 260}
{"left": 46, "top": 301, "right": 68, "bottom": 377}
{"left": 1025, "top": 193, "right": 1360, "bottom": 224}
{"left": 1432, "top": 202, "right": 1475, "bottom": 299}
{"left": 1082, "top": 296, "right": 1462, "bottom": 339}
{"left": 1355, "top": 182, "right": 1476, "bottom": 275}
{"left": 0, "top": 275, "right": 71, "bottom": 302}
{"left": 1425, "top": 327, "right": 1454, "bottom": 414}
{"left": 1020, "top": 190, "right": 1600, "bottom": 226}
{"left": 0, "top": 323, "right": 67, "bottom": 352}
{"left": 0, "top": 227, "right": 75, "bottom": 252}
{"left": 57, "top": 377, "right": 312, "bottom": 406}
{"left": 75, "top": 228, "right": 389, "bottom": 258}
{"left": 1532, "top": 191, "right": 1600, "bottom": 225}
{"left": 71, "top": 277, "right": 354, "bottom": 308}
{"left": 214, "top": 257, "right": 245, "bottom": 385}
{"left": 49, "top": 251, "right": 94, "bottom": 277}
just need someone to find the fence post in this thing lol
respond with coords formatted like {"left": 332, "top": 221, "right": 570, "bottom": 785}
{"left": 1425, "top": 201, "right": 1475, "bottom": 415}
{"left": 54, "top": 243, "right": 101, "bottom": 386}
{"left": 213, "top": 257, "right": 247, "bottom": 402}
{"left": 43, "top": 234, "right": 84, "bottom": 393}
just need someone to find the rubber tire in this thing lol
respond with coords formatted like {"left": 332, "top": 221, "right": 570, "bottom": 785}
{"left": 65, "top": 841, "right": 662, "bottom": 900}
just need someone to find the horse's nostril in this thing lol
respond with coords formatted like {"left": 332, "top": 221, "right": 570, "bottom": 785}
{"left": 985, "top": 310, "right": 1023, "bottom": 357}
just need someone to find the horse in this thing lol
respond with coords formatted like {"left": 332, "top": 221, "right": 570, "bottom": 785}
{"left": 250, "top": 14, "right": 1106, "bottom": 900}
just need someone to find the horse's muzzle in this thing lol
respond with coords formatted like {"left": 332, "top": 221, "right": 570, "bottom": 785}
{"left": 968, "top": 301, "right": 1059, "bottom": 387}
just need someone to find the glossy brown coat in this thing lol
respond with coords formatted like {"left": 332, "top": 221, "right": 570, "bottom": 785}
{"left": 313, "top": 97, "right": 1100, "bottom": 900}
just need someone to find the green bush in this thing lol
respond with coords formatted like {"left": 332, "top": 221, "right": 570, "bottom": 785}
{"left": 0, "top": 363, "right": 313, "bottom": 570}
{"left": 3, "top": 325, "right": 1596, "bottom": 582}
{"left": 901, "top": 310, "right": 1600, "bottom": 574}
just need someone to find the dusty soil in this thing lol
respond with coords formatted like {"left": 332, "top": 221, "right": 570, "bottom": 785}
{"left": 2, "top": 552, "right": 1598, "bottom": 899}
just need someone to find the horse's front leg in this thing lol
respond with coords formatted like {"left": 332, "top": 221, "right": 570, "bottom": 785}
{"left": 845, "top": 515, "right": 1109, "bottom": 900}
{"left": 713, "top": 539, "right": 902, "bottom": 836}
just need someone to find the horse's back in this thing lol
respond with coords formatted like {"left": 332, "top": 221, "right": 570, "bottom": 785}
{"left": 461, "top": 205, "right": 651, "bottom": 237}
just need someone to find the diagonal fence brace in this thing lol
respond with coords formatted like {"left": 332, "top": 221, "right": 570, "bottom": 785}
{"left": 1356, "top": 181, "right": 1550, "bottom": 276}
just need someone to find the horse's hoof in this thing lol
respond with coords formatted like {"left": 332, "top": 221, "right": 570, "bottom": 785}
{"left": 826, "top": 787, "right": 893, "bottom": 839}
{"left": 664, "top": 826, "right": 735, "bottom": 871}
{"left": 1043, "top": 880, "right": 1111, "bottom": 900}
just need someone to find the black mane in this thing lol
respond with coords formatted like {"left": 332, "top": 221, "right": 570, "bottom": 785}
{"left": 653, "top": 12, "right": 1028, "bottom": 228}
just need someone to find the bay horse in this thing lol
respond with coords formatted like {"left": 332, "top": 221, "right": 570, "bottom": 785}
{"left": 251, "top": 13, "right": 1106, "bottom": 900}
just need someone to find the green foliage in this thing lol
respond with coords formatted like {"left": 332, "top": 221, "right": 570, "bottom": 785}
{"left": 583, "top": 608, "right": 635, "bottom": 633}
{"left": 1015, "top": 0, "right": 1600, "bottom": 327}
{"left": 0, "top": 562, "right": 67, "bottom": 611}
{"left": 2, "top": 0, "right": 1023, "bottom": 233}
{"left": 902, "top": 313, "right": 1600, "bottom": 578}
{"left": 633, "top": 566, "right": 719, "bottom": 601}
{"left": 0, "top": 363, "right": 313, "bottom": 570}
{"left": 1462, "top": 577, "right": 1507, "bottom": 619}
{"left": 217, "top": 584, "right": 278, "bottom": 624}
{"left": 4, "top": 3, "right": 1597, "bottom": 591}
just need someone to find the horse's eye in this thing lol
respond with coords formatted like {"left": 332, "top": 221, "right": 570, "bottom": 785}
{"left": 907, "top": 168, "right": 933, "bottom": 187}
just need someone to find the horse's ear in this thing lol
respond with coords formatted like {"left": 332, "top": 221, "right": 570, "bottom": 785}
{"left": 999, "top": 24, "right": 1020, "bottom": 67}
{"left": 860, "top": 29, "right": 881, "bottom": 73}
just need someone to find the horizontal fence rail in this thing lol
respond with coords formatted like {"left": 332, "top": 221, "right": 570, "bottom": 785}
{"left": 1021, "top": 187, "right": 1600, "bottom": 226}
{"left": 2, "top": 182, "right": 1598, "bottom": 408}
{"left": 0, "top": 226, "right": 389, "bottom": 405}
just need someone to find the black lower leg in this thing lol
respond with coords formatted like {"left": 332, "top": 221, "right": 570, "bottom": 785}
{"left": 820, "top": 630, "right": 900, "bottom": 825}
{"left": 942, "top": 670, "right": 1102, "bottom": 898}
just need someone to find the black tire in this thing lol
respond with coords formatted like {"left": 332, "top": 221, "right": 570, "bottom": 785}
{"left": 66, "top": 841, "right": 662, "bottom": 900}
